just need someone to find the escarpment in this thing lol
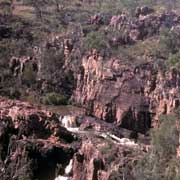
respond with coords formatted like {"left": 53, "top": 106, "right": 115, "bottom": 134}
{"left": 72, "top": 52, "right": 180, "bottom": 133}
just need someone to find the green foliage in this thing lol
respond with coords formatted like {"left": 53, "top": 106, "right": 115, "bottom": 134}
{"left": 42, "top": 92, "right": 67, "bottom": 105}
{"left": 151, "top": 114, "right": 179, "bottom": 158}
{"left": 24, "top": 95, "right": 38, "bottom": 104}
{"left": 133, "top": 110, "right": 180, "bottom": 180}
{"left": 120, "top": 0, "right": 139, "bottom": 13}
{"left": 22, "top": 66, "right": 36, "bottom": 86}
{"left": 0, "top": 87, "right": 21, "bottom": 99}
{"left": 9, "top": 87, "right": 21, "bottom": 99}
{"left": 159, "top": 27, "right": 180, "bottom": 55}
{"left": 84, "top": 30, "right": 110, "bottom": 52}
{"left": 41, "top": 47, "right": 64, "bottom": 83}
{"left": 0, "top": 39, "right": 17, "bottom": 63}
{"left": 158, "top": 27, "right": 180, "bottom": 68}
{"left": 168, "top": 52, "right": 180, "bottom": 68}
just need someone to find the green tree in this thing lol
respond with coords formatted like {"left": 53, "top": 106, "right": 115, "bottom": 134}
{"left": 168, "top": 52, "right": 180, "bottom": 68}
{"left": 133, "top": 109, "right": 180, "bottom": 180}
{"left": 161, "top": 29, "right": 180, "bottom": 50}
{"left": 84, "top": 30, "right": 110, "bottom": 53}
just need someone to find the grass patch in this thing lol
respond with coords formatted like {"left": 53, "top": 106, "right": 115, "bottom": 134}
{"left": 42, "top": 92, "right": 68, "bottom": 106}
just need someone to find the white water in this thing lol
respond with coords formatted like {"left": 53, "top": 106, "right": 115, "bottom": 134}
{"left": 56, "top": 115, "right": 145, "bottom": 180}
{"left": 66, "top": 127, "right": 80, "bottom": 133}
{"left": 54, "top": 176, "right": 70, "bottom": 180}
{"left": 99, "top": 132, "right": 139, "bottom": 148}
{"left": 65, "top": 159, "right": 73, "bottom": 175}
{"left": 59, "top": 115, "right": 140, "bottom": 149}
{"left": 54, "top": 159, "right": 73, "bottom": 180}
{"left": 59, "top": 115, "right": 77, "bottom": 129}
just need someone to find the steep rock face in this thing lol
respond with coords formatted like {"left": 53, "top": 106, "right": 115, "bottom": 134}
{"left": 73, "top": 53, "right": 180, "bottom": 133}
{"left": 0, "top": 97, "right": 149, "bottom": 180}
{"left": 73, "top": 141, "right": 104, "bottom": 180}
{"left": 72, "top": 137, "right": 144, "bottom": 180}
{"left": 5, "top": 9, "right": 180, "bottom": 136}
{"left": 0, "top": 97, "right": 75, "bottom": 180}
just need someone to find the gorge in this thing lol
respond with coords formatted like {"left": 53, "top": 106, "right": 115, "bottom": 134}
{"left": 0, "top": 0, "right": 180, "bottom": 180}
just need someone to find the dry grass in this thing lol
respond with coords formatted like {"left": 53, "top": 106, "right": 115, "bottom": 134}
{"left": 13, "top": 4, "right": 35, "bottom": 19}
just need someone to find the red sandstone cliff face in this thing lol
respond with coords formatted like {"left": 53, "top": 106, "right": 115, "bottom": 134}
{"left": 0, "top": 97, "right": 148, "bottom": 180}
{"left": 0, "top": 97, "right": 75, "bottom": 180}
{"left": 73, "top": 52, "right": 180, "bottom": 133}
{"left": 72, "top": 136, "right": 145, "bottom": 180}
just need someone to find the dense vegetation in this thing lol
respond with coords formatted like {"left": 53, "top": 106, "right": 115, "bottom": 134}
{"left": 133, "top": 109, "right": 180, "bottom": 179}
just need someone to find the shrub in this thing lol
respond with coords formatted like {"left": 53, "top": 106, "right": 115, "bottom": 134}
{"left": 25, "top": 95, "right": 38, "bottom": 104}
{"left": 167, "top": 52, "right": 180, "bottom": 68}
{"left": 159, "top": 27, "right": 180, "bottom": 55}
{"left": 133, "top": 110, "right": 180, "bottom": 180}
{"left": 9, "top": 87, "right": 21, "bottom": 99}
{"left": 0, "top": 87, "right": 21, "bottom": 99}
{"left": 41, "top": 48, "right": 64, "bottom": 81}
{"left": 22, "top": 66, "right": 37, "bottom": 87}
{"left": 42, "top": 92, "right": 67, "bottom": 105}
{"left": 84, "top": 30, "right": 110, "bottom": 52}
{"left": 151, "top": 113, "right": 179, "bottom": 158}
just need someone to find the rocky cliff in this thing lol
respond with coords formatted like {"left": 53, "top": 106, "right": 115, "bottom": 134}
{"left": 0, "top": 96, "right": 149, "bottom": 180}
{"left": 7, "top": 9, "right": 180, "bottom": 134}
{"left": 6, "top": 9, "right": 180, "bottom": 135}
{"left": 72, "top": 51, "right": 180, "bottom": 133}
{"left": 0, "top": 97, "right": 75, "bottom": 180}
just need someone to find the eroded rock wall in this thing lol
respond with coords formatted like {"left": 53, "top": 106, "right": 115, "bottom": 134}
{"left": 73, "top": 53, "right": 180, "bottom": 133}
{"left": 0, "top": 97, "right": 75, "bottom": 180}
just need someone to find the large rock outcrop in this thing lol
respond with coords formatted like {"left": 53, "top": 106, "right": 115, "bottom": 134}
{"left": 0, "top": 97, "right": 75, "bottom": 180}
{"left": 72, "top": 135, "right": 145, "bottom": 180}
{"left": 73, "top": 52, "right": 180, "bottom": 133}
{"left": 0, "top": 97, "right": 149, "bottom": 180}
{"left": 5, "top": 8, "right": 180, "bottom": 135}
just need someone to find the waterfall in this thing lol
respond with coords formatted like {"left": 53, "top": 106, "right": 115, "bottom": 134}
{"left": 100, "top": 132, "right": 139, "bottom": 148}
{"left": 60, "top": 115, "right": 77, "bottom": 128}
{"left": 55, "top": 176, "right": 70, "bottom": 180}
{"left": 59, "top": 115, "right": 79, "bottom": 132}
{"left": 59, "top": 115, "right": 140, "bottom": 148}
{"left": 65, "top": 159, "right": 73, "bottom": 175}
{"left": 55, "top": 159, "right": 73, "bottom": 180}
